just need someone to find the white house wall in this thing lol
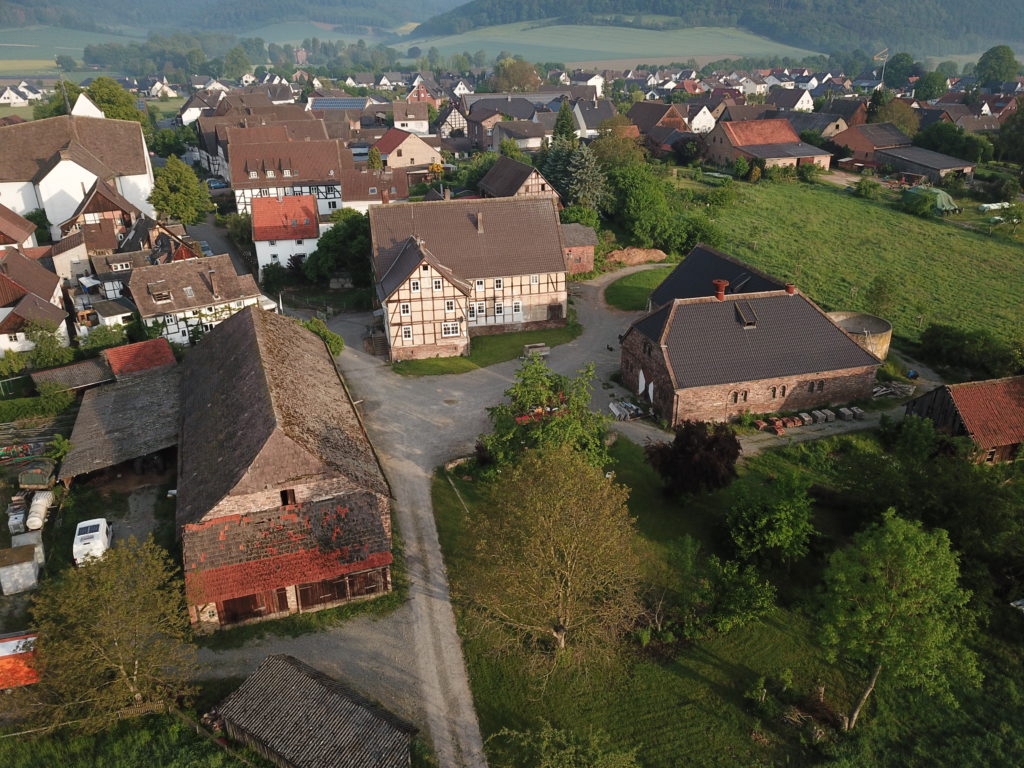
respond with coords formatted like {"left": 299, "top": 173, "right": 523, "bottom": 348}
{"left": 254, "top": 236, "right": 317, "bottom": 278}
{"left": 115, "top": 172, "right": 155, "bottom": 218}
{"left": 0, "top": 181, "right": 40, "bottom": 219}
{"left": 37, "top": 160, "right": 98, "bottom": 238}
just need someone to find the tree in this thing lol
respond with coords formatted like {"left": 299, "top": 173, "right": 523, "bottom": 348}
{"left": 820, "top": 511, "right": 981, "bottom": 730}
{"left": 495, "top": 723, "right": 640, "bottom": 768}
{"left": 883, "top": 52, "right": 916, "bottom": 88}
{"left": 871, "top": 98, "right": 920, "bottom": 136}
{"left": 935, "top": 60, "right": 960, "bottom": 77}
{"left": 151, "top": 126, "right": 196, "bottom": 158}
{"left": 645, "top": 420, "right": 741, "bottom": 496}
{"left": 222, "top": 46, "right": 251, "bottom": 81}
{"left": 148, "top": 156, "right": 215, "bottom": 225}
{"left": 300, "top": 316, "right": 344, "bottom": 356}
{"left": 853, "top": 176, "right": 882, "bottom": 199}
{"left": 560, "top": 205, "right": 600, "bottom": 230}
{"left": 466, "top": 445, "right": 642, "bottom": 656}
{"left": 864, "top": 273, "right": 898, "bottom": 317}
{"left": 975, "top": 45, "right": 1021, "bottom": 88}
{"left": 499, "top": 137, "right": 525, "bottom": 159}
{"left": 481, "top": 357, "right": 608, "bottom": 467}
{"left": 732, "top": 157, "right": 750, "bottom": 179}
{"left": 589, "top": 115, "right": 647, "bottom": 170}
{"left": 726, "top": 472, "right": 815, "bottom": 564}
{"left": 24, "top": 208, "right": 52, "bottom": 244}
{"left": 80, "top": 324, "right": 126, "bottom": 352}
{"left": 541, "top": 136, "right": 576, "bottom": 197}
{"left": 566, "top": 144, "right": 610, "bottom": 212}
{"left": 997, "top": 99, "right": 1024, "bottom": 164}
{"left": 25, "top": 322, "right": 72, "bottom": 369}
{"left": 367, "top": 146, "right": 383, "bottom": 170}
{"left": 55, "top": 55, "right": 77, "bottom": 71}
{"left": 5, "top": 538, "right": 196, "bottom": 731}
{"left": 303, "top": 208, "right": 371, "bottom": 285}
{"left": 33, "top": 80, "right": 84, "bottom": 120}
{"left": 553, "top": 99, "right": 577, "bottom": 143}
{"left": 914, "top": 71, "right": 949, "bottom": 101}
{"left": 82, "top": 77, "right": 148, "bottom": 124}
{"left": 491, "top": 58, "right": 541, "bottom": 91}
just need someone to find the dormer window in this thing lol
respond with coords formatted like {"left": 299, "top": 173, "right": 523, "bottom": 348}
{"left": 368, "top": 187, "right": 377, "bottom": 195}
{"left": 266, "top": 170, "right": 275, "bottom": 178}
{"left": 282, "top": 169, "right": 292, "bottom": 177}
{"left": 111, "top": 262, "right": 131, "bottom": 272}
{"left": 183, "top": 286, "right": 194, "bottom": 298}
{"left": 249, "top": 171, "right": 258, "bottom": 179}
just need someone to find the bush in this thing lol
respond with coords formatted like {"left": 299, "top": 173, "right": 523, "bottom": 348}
{"left": 560, "top": 204, "right": 600, "bottom": 230}
{"left": 918, "top": 323, "right": 1022, "bottom": 377}
{"left": 853, "top": 176, "right": 882, "bottom": 199}
{"left": 300, "top": 316, "right": 344, "bottom": 356}
{"left": 796, "top": 163, "right": 822, "bottom": 183}
{"left": 0, "top": 383, "right": 75, "bottom": 423}
{"left": 732, "top": 157, "right": 750, "bottom": 179}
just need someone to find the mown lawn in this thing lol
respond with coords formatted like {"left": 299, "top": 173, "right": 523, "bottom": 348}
{"left": 392, "top": 321, "right": 583, "bottom": 375}
{"left": 709, "top": 180, "right": 1023, "bottom": 345}
{"left": 604, "top": 267, "right": 672, "bottom": 311}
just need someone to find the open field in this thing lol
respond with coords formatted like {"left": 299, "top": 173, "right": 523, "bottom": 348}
{"left": 240, "top": 21, "right": 396, "bottom": 47}
{"left": 405, "top": 21, "right": 820, "bottom": 66}
{"left": 605, "top": 266, "right": 672, "bottom": 310}
{"left": 0, "top": 105, "right": 34, "bottom": 121}
{"left": 704, "top": 179, "right": 1024, "bottom": 345}
{"left": 0, "top": 26, "right": 144, "bottom": 64}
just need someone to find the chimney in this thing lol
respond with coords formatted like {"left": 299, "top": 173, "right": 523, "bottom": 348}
{"left": 712, "top": 279, "right": 729, "bottom": 301}
{"left": 476, "top": 212, "right": 484, "bottom": 233}
{"left": 785, "top": 283, "right": 796, "bottom": 295}
{"left": 208, "top": 269, "right": 220, "bottom": 299}
{"left": 444, "top": 186, "right": 452, "bottom": 200}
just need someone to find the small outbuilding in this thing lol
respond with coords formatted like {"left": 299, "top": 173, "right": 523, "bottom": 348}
{"left": 0, "top": 546, "right": 39, "bottom": 595}
{"left": 217, "top": 654, "right": 416, "bottom": 768}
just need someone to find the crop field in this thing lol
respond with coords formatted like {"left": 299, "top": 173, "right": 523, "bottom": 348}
{"left": 404, "top": 21, "right": 820, "bottom": 66}
{"left": 240, "top": 21, "right": 395, "bottom": 47}
{"left": 0, "top": 26, "right": 144, "bottom": 66}
{"left": 706, "top": 180, "right": 1023, "bottom": 346}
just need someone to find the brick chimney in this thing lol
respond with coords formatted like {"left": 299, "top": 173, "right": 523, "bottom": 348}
{"left": 208, "top": 269, "right": 220, "bottom": 299}
{"left": 785, "top": 283, "right": 796, "bottom": 295}
{"left": 476, "top": 212, "right": 484, "bottom": 233}
{"left": 712, "top": 279, "right": 729, "bottom": 301}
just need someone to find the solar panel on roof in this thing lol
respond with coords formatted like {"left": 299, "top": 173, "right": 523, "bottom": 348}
{"left": 310, "top": 98, "right": 367, "bottom": 110}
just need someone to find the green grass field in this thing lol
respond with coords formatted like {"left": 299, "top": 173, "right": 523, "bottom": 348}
{"left": 604, "top": 267, "right": 672, "bottom": 311}
{"left": 0, "top": 26, "right": 144, "bottom": 64}
{"left": 392, "top": 321, "right": 583, "bottom": 375}
{"left": 704, "top": 180, "right": 1023, "bottom": 345}
{"left": 404, "top": 21, "right": 820, "bottom": 66}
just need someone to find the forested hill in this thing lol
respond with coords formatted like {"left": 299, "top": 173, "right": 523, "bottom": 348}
{"left": 0, "top": 0, "right": 462, "bottom": 33}
{"left": 413, "top": 0, "right": 1024, "bottom": 55}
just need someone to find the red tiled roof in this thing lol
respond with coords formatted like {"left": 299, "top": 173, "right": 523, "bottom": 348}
{"left": 0, "top": 634, "right": 38, "bottom": 689}
{"left": 102, "top": 338, "right": 176, "bottom": 377}
{"left": 251, "top": 195, "right": 319, "bottom": 241}
{"left": 373, "top": 128, "right": 414, "bottom": 155}
{"left": 721, "top": 119, "right": 800, "bottom": 147}
{"left": 947, "top": 376, "right": 1024, "bottom": 449}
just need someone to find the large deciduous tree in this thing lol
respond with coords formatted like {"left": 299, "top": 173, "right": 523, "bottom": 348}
{"left": 481, "top": 357, "right": 608, "bottom": 467}
{"left": 975, "top": 45, "right": 1021, "bottom": 88}
{"left": 222, "top": 46, "right": 251, "bottom": 81}
{"left": 147, "top": 155, "right": 215, "bottom": 225}
{"left": 870, "top": 98, "right": 920, "bottom": 137}
{"left": 25, "top": 321, "right": 72, "bottom": 369}
{"left": 820, "top": 510, "right": 981, "bottom": 731}
{"left": 302, "top": 208, "right": 371, "bottom": 286}
{"left": 726, "top": 471, "right": 815, "bottom": 565}
{"left": 882, "top": 52, "right": 917, "bottom": 88}
{"left": 4, "top": 538, "right": 196, "bottom": 731}
{"left": 645, "top": 420, "right": 741, "bottom": 496}
{"left": 913, "top": 71, "right": 949, "bottom": 101}
{"left": 491, "top": 58, "right": 541, "bottom": 91}
{"left": 466, "top": 445, "right": 642, "bottom": 656}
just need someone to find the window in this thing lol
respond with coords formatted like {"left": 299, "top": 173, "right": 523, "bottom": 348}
{"left": 280, "top": 489, "right": 296, "bottom": 506}
{"left": 494, "top": 278, "right": 504, "bottom": 290}
{"left": 540, "top": 183, "right": 547, "bottom": 191}
{"left": 530, "top": 274, "right": 539, "bottom": 285}
{"left": 513, "top": 300, "right": 522, "bottom": 314}
{"left": 816, "top": 380, "right": 824, "bottom": 392}
{"left": 396, "top": 148, "right": 403, "bottom": 157}
{"left": 770, "top": 386, "right": 777, "bottom": 399}
{"left": 282, "top": 169, "right": 292, "bottom": 177}
{"left": 400, "top": 303, "right": 410, "bottom": 316}
{"left": 494, "top": 302, "right": 503, "bottom": 316}
{"left": 422, "top": 264, "right": 430, "bottom": 272}
{"left": 402, "top": 326, "right": 412, "bottom": 340}
{"left": 730, "top": 391, "right": 739, "bottom": 404}
{"left": 441, "top": 322, "right": 460, "bottom": 337}
{"left": 984, "top": 448, "right": 997, "bottom": 464}
{"left": 742, "top": 391, "right": 748, "bottom": 402}
{"left": 327, "top": 201, "right": 337, "bottom": 210}
{"left": 780, "top": 385, "right": 787, "bottom": 397}
{"left": 183, "top": 286, "right": 194, "bottom": 298}
{"left": 467, "top": 304, "right": 476, "bottom": 319}
{"left": 296, "top": 239, "right": 303, "bottom": 245}
{"left": 248, "top": 171, "right": 258, "bottom": 179}
{"left": 445, "top": 299, "right": 455, "bottom": 313}
{"left": 111, "top": 262, "right": 130, "bottom": 272}
{"left": 181, "top": 330, "right": 188, "bottom": 337}
{"left": 368, "top": 187, "right": 377, "bottom": 195}
{"left": 433, "top": 279, "right": 442, "bottom": 291}
{"left": 268, "top": 240, "right": 277, "bottom": 246}
{"left": 410, "top": 279, "right": 420, "bottom": 292}
{"left": 475, "top": 301, "right": 485, "bottom": 317}
{"left": 7, "top": 333, "right": 18, "bottom": 342}
{"left": 808, "top": 382, "right": 816, "bottom": 393}
{"left": 266, "top": 170, "right": 275, "bottom": 178}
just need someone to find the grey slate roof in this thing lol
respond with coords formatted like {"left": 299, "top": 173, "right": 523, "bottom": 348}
{"left": 30, "top": 358, "right": 114, "bottom": 391}
{"left": 370, "top": 197, "right": 566, "bottom": 285}
{"left": 772, "top": 111, "right": 846, "bottom": 135}
{"left": 650, "top": 244, "right": 785, "bottom": 308}
{"left": 58, "top": 365, "right": 180, "bottom": 480}
{"left": 468, "top": 97, "right": 537, "bottom": 120}
{"left": 851, "top": 122, "right": 911, "bottom": 148}
{"left": 217, "top": 654, "right": 416, "bottom": 768}
{"left": 631, "top": 290, "right": 880, "bottom": 389}
{"left": 875, "top": 145, "right": 976, "bottom": 169}
{"left": 560, "top": 223, "right": 598, "bottom": 247}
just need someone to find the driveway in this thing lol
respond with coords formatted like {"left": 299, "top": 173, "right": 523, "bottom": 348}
{"left": 187, "top": 213, "right": 251, "bottom": 276}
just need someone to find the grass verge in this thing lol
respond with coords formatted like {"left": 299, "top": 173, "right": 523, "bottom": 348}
{"left": 603, "top": 267, "right": 672, "bottom": 310}
{"left": 392, "top": 320, "right": 583, "bottom": 376}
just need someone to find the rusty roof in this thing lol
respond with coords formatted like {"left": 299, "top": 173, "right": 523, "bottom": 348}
{"left": 370, "top": 197, "right": 566, "bottom": 284}
{"left": 946, "top": 376, "right": 1024, "bottom": 449}
{"left": 103, "top": 338, "right": 176, "bottom": 378}
{"left": 720, "top": 119, "right": 801, "bottom": 147}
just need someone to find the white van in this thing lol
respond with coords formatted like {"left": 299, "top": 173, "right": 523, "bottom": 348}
{"left": 72, "top": 519, "right": 113, "bottom": 566}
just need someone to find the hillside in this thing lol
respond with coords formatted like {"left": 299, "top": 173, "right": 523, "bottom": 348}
{"left": 0, "top": 0, "right": 463, "bottom": 34}
{"left": 413, "top": 0, "right": 1024, "bottom": 56}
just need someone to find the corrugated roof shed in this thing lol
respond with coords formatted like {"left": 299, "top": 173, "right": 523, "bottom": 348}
{"left": 218, "top": 654, "right": 415, "bottom": 768}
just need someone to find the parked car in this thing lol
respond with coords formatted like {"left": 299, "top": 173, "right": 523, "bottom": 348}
{"left": 199, "top": 240, "right": 214, "bottom": 257}
{"left": 206, "top": 178, "right": 229, "bottom": 189}
{"left": 72, "top": 518, "right": 113, "bottom": 566}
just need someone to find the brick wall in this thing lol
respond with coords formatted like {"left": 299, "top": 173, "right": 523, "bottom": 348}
{"left": 391, "top": 339, "right": 468, "bottom": 360}
{"left": 563, "top": 245, "right": 594, "bottom": 274}
{"left": 469, "top": 317, "right": 567, "bottom": 337}
{"left": 619, "top": 330, "right": 678, "bottom": 421}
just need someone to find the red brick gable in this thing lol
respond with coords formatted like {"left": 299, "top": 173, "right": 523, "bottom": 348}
{"left": 251, "top": 194, "right": 319, "bottom": 241}
{"left": 103, "top": 338, "right": 176, "bottom": 377}
{"left": 721, "top": 119, "right": 800, "bottom": 147}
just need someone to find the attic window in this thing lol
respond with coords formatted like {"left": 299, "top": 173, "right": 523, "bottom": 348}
{"left": 111, "top": 262, "right": 131, "bottom": 272}
{"left": 735, "top": 301, "right": 758, "bottom": 329}
{"left": 266, "top": 170, "right": 275, "bottom": 178}
{"left": 280, "top": 489, "right": 296, "bottom": 506}
{"left": 249, "top": 171, "right": 258, "bottom": 179}
{"left": 368, "top": 187, "right": 377, "bottom": 195}
{"left": 183, "top": 286, "right": 194, "bottom": 298}
{"left": 283, "top": 169, "right": 292, "bottom": 177}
